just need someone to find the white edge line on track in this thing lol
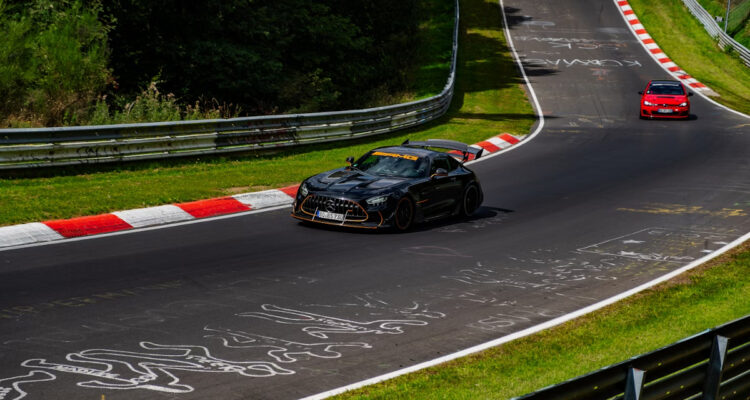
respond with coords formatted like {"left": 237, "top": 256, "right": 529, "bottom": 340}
{"left": 0, "top": 204, "right": 292, "bottom": 252}
{"left": 2, "top": 0, "right": 747, "bottom": 254}
{"left": 0, "top": 0, "right": 745, "bottom": 397}
{"left": 614, "top": 0, "right": 750, "bottom": 120}
{"left": 467, "top": 0, "right": 545, "bottom": 165}
{"left": 301, "top": 230, "right": 750, "bottom": 400}
{"left": 299, "top": 1, "right": 750, "bottom": 398}
{"left": 0, "top": 0, "right": 544, "bottom": 253}
{"left": 299, "top": 1, "right": 547, "bottom": 398}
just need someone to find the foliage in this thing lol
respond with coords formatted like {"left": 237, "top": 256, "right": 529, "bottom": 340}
{"left": 89, "top": 81, "right": 240, "bottom": 125}
{"left": 0, "top": 0, "right": 112, "bottom": 126}
{"left": 102, "top": 0, "right": 420, "bottom": 115}
{"left": 0, "top": 0, "right": 431, "bottom": 126}
{"left": 0, "top": 0, "right": 534, "bottom": 226}
{"left": 696, "top": 0, "right": 750, "bottom": 40}
{"left": 330, "top": 244, "right": 750, "bottom": 399}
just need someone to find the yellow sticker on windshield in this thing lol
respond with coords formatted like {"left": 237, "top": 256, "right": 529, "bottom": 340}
{"left": 372, "top": 151, "right": 419, "bottom": 161}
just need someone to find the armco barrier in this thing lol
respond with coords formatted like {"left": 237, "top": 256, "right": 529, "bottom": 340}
{"left": 681, "top": 0, "right": 750, "bottom": 66}
{"left": 513, "top": 314, "right": 750, "bottom": 400}
{"left": 0, "top": 1, "right": 459, "bottom": 170}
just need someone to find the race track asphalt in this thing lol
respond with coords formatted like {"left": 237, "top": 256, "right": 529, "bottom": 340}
{"left": 1, "top": 1, "right": 748, "bottom": 399}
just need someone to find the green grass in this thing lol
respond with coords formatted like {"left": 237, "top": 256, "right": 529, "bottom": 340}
{"left": 359, "top": 0, "right": 454, "bottom": 107}
{"left": 322, "top": 3, "right": 750, "bottom": 397}
{"left": 330, "top": 243, "right": 750, "bottom": 399}
{"left": 737, "top": 18, "right": 750, "bottom": 48}
{"left": 1, "top": 0, "right": 748, "bottom": 398}
{"left": 734, "top": 2, "right": 750, "bottom": 48}
{"left": 411, "top": 0, "right": 456, "bottom": 100}
{"left": 0, "top": 0, "right": 535, "bottom": 226}
{"left": 629, "top": 0, "right": 750, "bottom": 115}
{"left": 0, "top": 0, "right": 111, "bottom": 127}
{"left": 696, "top": 0, "right": 750, "bottom": 38}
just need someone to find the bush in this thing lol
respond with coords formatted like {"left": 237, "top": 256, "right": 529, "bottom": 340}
{"left": 89, "top": 81, "right": 240, "bottom": 125}
{"left": 0, "top": 0, "right": 112, "bottom": 126}
{"left": 103, "top": 0, "right": 419, "bottom": 115}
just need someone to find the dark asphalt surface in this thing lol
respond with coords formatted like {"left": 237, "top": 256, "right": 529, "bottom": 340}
{"left": 1, "top": 1, "right": 749, "bottom": 399}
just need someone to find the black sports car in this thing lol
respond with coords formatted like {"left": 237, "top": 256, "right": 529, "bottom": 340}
{"left": 291, "top": 139, "right": 484, "bottom": 231}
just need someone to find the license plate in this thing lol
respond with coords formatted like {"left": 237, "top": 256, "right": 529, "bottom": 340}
{"left": 316, "top": 210, "right": 345, "bottom": 221}
{"left": 657, "top": 108, "right": 673, "bottom": 113}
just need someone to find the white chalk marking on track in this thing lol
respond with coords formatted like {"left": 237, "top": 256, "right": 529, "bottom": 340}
{"left": 299, "top": 0, "right": 750, "bottom": 398}
{"left": 300, "top": 231, "right": 750, "bottom": 399}
{"left": 613, "top": 0, "right": 750, "bottom": 120}
{"left": 0, "top": 0, "right": 544, "bottom": 251}
{"left": 467, "top": 0, "right": 545, "bottom": 166}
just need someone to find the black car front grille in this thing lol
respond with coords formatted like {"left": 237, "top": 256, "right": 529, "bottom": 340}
{"left": 301, "top": 195, "right": 368, "bottom": 221}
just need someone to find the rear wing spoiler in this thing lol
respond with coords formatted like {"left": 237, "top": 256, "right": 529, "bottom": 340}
{"left": 402, "top": 139, "right": 483, "bottom": 162}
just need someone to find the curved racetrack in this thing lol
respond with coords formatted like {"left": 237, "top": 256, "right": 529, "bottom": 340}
{"left": 1, "top": 1, "right": 749, "bottom": 399}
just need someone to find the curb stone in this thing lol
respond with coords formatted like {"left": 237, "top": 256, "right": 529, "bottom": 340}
{"left": 615, "top": 0, "right": 719, "bottom": 96}
{"left": 0, "top": 134, "right": 522, "bottom": 248}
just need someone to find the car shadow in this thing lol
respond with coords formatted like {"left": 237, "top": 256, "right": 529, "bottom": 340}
{"left": 293, "top": 206, "right": 514, "bottom": 235}
{"left": 639, "top": 114, "right": 698, "bottom": 121}
{"left": 413, "top": 206, "right": 514, "bottom": 233}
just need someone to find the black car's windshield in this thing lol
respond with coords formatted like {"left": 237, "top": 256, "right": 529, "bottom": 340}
{"left": 354, "top": 151, "right": 428, "bottom": 178}
{"left": 648, "top": 84, "right": 684, "bottom": 95}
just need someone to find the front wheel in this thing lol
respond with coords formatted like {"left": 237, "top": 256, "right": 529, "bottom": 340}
{"left": 461, "top": 184, "right": 480, "bottom": 217}
{"left": 394, "top": 197, "right": 414, "bottom": 231}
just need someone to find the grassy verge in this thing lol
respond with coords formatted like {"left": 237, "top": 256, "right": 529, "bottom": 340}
{"left": 360, "top": 0, "right": 454, "bottom": 107}
{"left": 0, "top": 0, "right": 535, "bottom": 226}
{"left": 696, "top": 0, "right": 750, "bottom": 43}
{"left": 411, "top": 0, "right": 457, "bottom": 100}
{"left": 324, "top": 4, "right": 750, "bottom": 397}
{"left": 739, "top": 20, "right": 750, "bottom": 48}
{"left": 629, "top": 0, "right": 750, "bottom": 114}
{"left": 331, "top": 242, "right": 750, "bottom": 399}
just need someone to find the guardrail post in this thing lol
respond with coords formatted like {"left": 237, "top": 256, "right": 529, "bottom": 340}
{"left": 724, "top": 0, "right": 731, "bottom": 32}
{"left": 624, "top": 368, "right": 645, "bottom": 400}
{"left": 703, "top": 335, "right": 729, "bottom": 400}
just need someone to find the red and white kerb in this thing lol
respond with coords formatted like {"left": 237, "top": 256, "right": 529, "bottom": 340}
{"left": 616, "top": 0, "right": 711, "bottom": 92}
{"left": 0, "top": 134, "right": 522, "bottom": 247}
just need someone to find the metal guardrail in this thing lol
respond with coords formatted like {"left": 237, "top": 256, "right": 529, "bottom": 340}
{"left": 682, "top": 0, "right": 750, "bottom": 66}
{"left": 0, "top": 1, "right": 459, "bottom": 169}
{"left": 513, "top": 314, "right": 750, "bottom": 400}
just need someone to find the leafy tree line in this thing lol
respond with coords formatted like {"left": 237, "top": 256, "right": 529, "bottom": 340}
{"left": 103, "top": 0, "right": 419, "bottom": 114}
{"left": 1, "top": 0, "right": 423, "bottom": 127}
{"left": 0, "top": 0, "right": 111, "bottom": 126}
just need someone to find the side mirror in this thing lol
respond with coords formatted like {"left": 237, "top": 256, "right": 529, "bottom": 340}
{"left": 431, "top": 168, "right": 448, "bottom": 179}
{"left": 346, "top": 156, "right": 354, "bottom": 168}
{"left": 638, "top": 91, "right": 643, "bottom": 95}
{"left": 688, "top": 92, "right": 694, "bottom": 97}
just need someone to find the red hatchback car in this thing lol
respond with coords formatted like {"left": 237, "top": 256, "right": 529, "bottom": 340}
{"left": 639, "top": 80, "right": 692, "bottom": 119}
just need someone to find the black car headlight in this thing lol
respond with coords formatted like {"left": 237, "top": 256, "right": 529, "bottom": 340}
{"left": 366, "top": 195, "right": 389, "bottom": 206}
{"left": 299, "top": 183, "right": 309, "bottom": 197}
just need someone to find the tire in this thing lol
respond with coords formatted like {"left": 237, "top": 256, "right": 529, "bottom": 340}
{"left": 394, "top": 196, "right": 414, "bottom": 231}
{"left": 461, "top": 184, "right": 480, "bottom": 217}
